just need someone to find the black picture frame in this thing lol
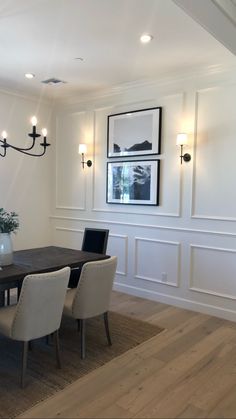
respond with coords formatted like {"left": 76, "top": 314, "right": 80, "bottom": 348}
{"left": 106, "top": 159, "right": 160, "bottom": 206}
{"left": 107, "top": 107, "right": 162, "bottom": 158}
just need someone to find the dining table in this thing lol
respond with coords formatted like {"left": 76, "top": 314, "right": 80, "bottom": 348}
{"left": 0, "top": 246, "right": 109, "bottom": 306}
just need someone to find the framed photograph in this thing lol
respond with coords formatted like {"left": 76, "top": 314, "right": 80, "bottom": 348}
{"left": 106, "top": 160, "right": 160, "bottom": 206}
{"left": 107, "top": 107, "right": 162, "bottom": 158}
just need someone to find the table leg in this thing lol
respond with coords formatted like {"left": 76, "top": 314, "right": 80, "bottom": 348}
{"left": 0, "top": 291, "right": 5, "bottom": 307}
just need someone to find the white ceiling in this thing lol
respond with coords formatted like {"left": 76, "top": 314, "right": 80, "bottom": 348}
{"left": 0, "top": 0, "right": 235, "bottom": 101}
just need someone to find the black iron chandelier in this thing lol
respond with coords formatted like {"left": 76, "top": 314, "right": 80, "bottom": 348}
{"left": 0, "top": 116, "right": 50, "bottom": 157}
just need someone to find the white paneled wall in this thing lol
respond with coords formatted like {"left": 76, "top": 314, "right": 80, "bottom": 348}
{"left": 192, "top": 86, "right": 236, "bottom": 220}
{"left": 52, "top": 69, "right": 236, "bottom": 322}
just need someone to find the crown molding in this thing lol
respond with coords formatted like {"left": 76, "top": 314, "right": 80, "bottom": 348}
{"left": 0, "top": 84, "right": 54, "bottom": 107}
{"left": 54, "top": 64, "right": 236, "bottom": 110}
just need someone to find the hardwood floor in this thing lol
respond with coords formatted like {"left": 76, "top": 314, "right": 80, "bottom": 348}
{"left": 19, "top": 291, "right": 236, "bottom": 419}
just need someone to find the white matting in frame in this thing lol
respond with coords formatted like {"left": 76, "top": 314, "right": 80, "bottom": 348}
{"left": 107, "top": 107, "right": 162, "bottom": 158}
{"left": 106, "top": 160, "right": 160, "bottom": 206}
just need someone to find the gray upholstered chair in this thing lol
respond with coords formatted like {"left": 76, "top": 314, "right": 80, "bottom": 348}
{"left": 63, "top": 256, "right": 117, "bottom": 359}
{"left": 0, "top": 267, "right": 70, "bottom": 388}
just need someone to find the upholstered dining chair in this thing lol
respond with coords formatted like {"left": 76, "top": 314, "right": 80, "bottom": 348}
{"left": 68, "top": 228, "right": 109, "bottom": 288}
{"left": 64, "top": 256, "right": 117, "bottom": 359}
{"left": 0, "top": 266, "right": 70, "bottom": 388}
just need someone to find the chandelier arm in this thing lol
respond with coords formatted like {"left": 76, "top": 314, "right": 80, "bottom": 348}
{"left": 0, "top": 140, "right": 7, "bottom": 157}
{"left": 0, "top": 120, "right": 50, "bottom": 158}
{"left": 13, "top": 146, "right": 48, "bottom": 157}
{"left": 0, "top": 140, "right": 50, "bottom": 157}
{"left": 1, "top": 137, "right": 38, "bottom": 151}
{"left": 6, "top": 140, "right": 36, "bottom": 152}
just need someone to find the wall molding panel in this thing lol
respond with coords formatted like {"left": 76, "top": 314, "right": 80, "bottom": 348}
{"left": 190, "top": 244, "right": 236, "bottom": 300}
{"left": 55, "top": 227, "right": 84, "bottom": 234}
{"left": 54, "top": 227, "right": 84, "bottom": 248}
{"left": 191, "top": 87, "right": 236, "bottom": 221}
{"left": 56, "top": 205, "right": 86, "bottom": 211}
{"left": 191, "top": 214, "right": 236, "bottom": 222}
{"left": 55, "top": 113, "right": 87, "bottom": 211}
{"left": 91, "top": 208, "right": 180, "bottom": 218}
{"left": 50, "top": 216, "right": 236, "bottom": 238}
{"left": 107, "top": 234, "right": 128, "bottom": 276}
{"left": 134, "top": 237, "right": 180, "bottom": 287}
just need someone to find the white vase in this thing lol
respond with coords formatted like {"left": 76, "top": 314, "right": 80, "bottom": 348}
{"left": 0, "top": 233, "right": 13, "bottom": 266}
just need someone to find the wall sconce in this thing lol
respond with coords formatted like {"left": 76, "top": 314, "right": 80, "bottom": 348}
{"left": 78, "top": 144, "right": 92, "bottom": 169}
{"left": 176, "top": 133, "right": 191, "bottom": 164}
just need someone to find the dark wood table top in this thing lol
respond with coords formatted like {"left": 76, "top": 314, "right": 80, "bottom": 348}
{"left": 0, "top": 246, "right": 109, "bottom": 288}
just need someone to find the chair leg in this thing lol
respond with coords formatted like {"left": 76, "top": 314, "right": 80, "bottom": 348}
{"left": 17, "top": 285, "right": 22, "bottom": 301}
{"left": 104, "top": 312, "right": 112, "bottom": 346}
{"left": 7, "top": 289, "right": 10, "bottom": 305}
{"left": 80, "top": 319, "right": 86, "bottom": 360}
{"left": 21, "top": 341, "right": 28, "bottom": 388}
{"left": 0, "top": 291, "right": 5, "bottom": 307}
{"left": 46, "top": 333, "right": 53, "bottom": 345}
{"left": 54, "top": 330, "right": 62, "bottom": 369}
{"left": 77, "top": 319, "right": 80, "bottom": 332}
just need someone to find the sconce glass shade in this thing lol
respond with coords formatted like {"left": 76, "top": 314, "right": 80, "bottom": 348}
{"left": 176, "top": 133, "right": 188, "bottom": 146}
{"left": 78, "top": 143, "right": 87, "bottom": 155}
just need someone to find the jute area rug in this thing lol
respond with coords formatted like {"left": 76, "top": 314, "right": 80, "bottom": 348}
{"left": 0, "top": 312, "right": 163, "bottom": 418}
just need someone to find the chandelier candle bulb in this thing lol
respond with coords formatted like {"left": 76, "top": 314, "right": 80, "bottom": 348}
{"left": 2, "top": 131, "right": 7, "bottom": 140}
{"left": 31, "top": 116, "right": 37, "bottom": 126}
{"left": 42, "top": 128, "right": 47, "bottom": 138}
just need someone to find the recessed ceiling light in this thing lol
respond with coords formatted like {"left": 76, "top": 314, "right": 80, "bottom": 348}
{"left": 140, "top": 34, "right": 153, "bottom": 44}
{"left": 25, "top": 73, "right": 35, "bottom": 79}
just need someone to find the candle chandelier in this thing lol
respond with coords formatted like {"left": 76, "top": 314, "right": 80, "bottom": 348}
{"left": 0, "top": 116, "right": 50, "bottom": 157}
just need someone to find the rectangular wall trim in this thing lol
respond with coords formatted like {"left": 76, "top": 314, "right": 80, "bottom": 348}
{"left": 134, "top": 237, "right": 180, "bottom": 287}
{"left": 190, "top": 244, "right": 236, "bottom": 301}
{"left": 50, "top": 215, "right": 236, "bottom": 237}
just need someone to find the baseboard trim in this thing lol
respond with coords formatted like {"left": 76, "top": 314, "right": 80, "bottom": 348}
{"left": 113, "top": 282, "right": 236, "bottom": 322}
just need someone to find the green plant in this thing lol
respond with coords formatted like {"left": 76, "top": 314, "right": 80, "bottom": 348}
{"left": 0, "top": 208, "right": 19, "bottom": 234}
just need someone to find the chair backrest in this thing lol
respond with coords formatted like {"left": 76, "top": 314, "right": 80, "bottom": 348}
{"left": 82, "top": 228, "right": 109, "bottom": 254}
{"left": 11, "top": 267, "right": 70, "bottom": 341}
{"left": 71, "top": 256, "right": 117, "bottom": 319}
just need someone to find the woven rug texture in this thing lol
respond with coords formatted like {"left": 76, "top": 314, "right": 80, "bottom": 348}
{"left": 0, "top": 312, "right": 163, "bottom": 418}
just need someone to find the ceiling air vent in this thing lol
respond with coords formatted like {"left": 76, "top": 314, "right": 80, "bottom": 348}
{"left": 41, "top": 77, "right": 66, "bottom": 85}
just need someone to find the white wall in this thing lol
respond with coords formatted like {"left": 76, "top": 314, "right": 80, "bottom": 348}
{"left": 0, "top": 90, "right": 53, "bottom": 250}
{"left": 51, "top": 67, "right": 236, "bottom": 321}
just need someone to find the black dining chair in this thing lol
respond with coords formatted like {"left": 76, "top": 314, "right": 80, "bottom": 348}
{"left": 68, "top": 228, "right": 109, "bottom": 288}
{"left": 82, "top": 228, "right": 109, "bottom": 254}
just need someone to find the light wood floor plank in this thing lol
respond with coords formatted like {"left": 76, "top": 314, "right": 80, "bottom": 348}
{"left": 19, "top": 291, "right": 236, "bottom": 419}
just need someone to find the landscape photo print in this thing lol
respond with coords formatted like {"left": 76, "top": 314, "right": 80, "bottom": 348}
{"left": 107, "top": 107, "right": 162, "bottom": 158}
{"left": 107, "top": 160, "right": 160, "bottom": 205}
